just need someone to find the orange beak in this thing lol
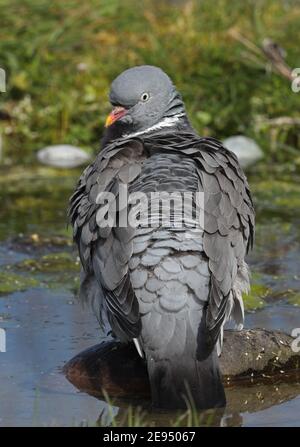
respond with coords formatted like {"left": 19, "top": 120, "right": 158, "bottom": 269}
{"left": 105, "top": 106, "right": 127, "bottom": 127}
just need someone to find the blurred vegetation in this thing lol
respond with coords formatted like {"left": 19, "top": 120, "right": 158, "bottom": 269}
{"left": 0, "top": 0, "right": 299, "bottom": 172}
{"left": 0, "top": 271, "right": 38, "bottom": 294}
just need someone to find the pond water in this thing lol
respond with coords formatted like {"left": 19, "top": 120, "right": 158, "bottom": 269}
{"left": 0, "top": 166, "right": 299, "bottom": 427}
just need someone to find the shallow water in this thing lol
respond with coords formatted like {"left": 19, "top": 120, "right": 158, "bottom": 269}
{"left": 0, "top": 167, "right": 299, "bottom": 427}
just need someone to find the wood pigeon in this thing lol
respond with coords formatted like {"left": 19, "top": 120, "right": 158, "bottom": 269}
{"left": 69, "top": 65, "right": 255, "bottom": 409}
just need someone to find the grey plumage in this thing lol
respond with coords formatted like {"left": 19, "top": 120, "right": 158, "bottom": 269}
{"left": 69, "top": 65, "right": 254, "bottom": 409}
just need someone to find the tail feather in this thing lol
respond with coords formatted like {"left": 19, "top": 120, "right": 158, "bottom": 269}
{"left": 146, "top": 347, "right": 225, "bottom": 409}
{"left": 145, "top": 322, "right": 226, "bottom": 410}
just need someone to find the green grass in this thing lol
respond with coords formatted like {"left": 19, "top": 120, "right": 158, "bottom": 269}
{"left": 0, "top": 0, "right": 299, "bottom": 172}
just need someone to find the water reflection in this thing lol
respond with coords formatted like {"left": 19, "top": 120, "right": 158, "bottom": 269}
{"left": 69, "top": 379, "right": 300, "bottom": 427}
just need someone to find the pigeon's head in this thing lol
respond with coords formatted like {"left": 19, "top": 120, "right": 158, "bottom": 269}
{"left": 104, "top": 65, "right": 186, "bottom": 138}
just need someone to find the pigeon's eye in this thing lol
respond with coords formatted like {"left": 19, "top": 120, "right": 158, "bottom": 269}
{"left": 141, "top": 92, "right": 150, "bottom": 102}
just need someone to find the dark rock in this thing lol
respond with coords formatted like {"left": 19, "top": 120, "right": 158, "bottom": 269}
{"left": 63, "top": 329, "right": 300, "bottom": 400}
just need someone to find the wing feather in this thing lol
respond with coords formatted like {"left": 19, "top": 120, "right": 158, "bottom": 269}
{"left": 69, "top": 139, "right": 145, "bottom": 341}
{"left": 179, "top": 136, "right": 255, "bottom": 347}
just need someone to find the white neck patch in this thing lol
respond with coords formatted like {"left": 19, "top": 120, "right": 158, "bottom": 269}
{"left": 123, "top": 113, "right": 185, "bottom": 139}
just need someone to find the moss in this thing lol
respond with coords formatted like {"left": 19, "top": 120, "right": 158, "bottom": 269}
{"left": 251, "top": 272, "right": 264, "bottom": 282}
{"left": 254, "top": 181, "right": 300, "bottom": 195}
{"left": 0, "top": 272, "right": 39, "bottom": 294}
{"left": 252, "top": 180, "right": 300, "bottom": 218}
{"left": 243, "top": 283, "right": 270, "bottom": 311}
{"left": 15, "top": 232, "right": 73, "bottom": 248}
{"left": 0, "top": 166, "right": 79, "bottom": 195}
{"left": 16, "top": 252, "right": 79, "bottom": 273}
{"left": 42, "top": 273, "right": 80, "bottom": 292}
{"left": 0, "top": 166, "right": 76, "bottom": 242}
{"left": 286, "top": 291, "right": 300, "bottom": 306}
{"left": 14, "top": 196, "right": 45, "bottom": 210}
{"left": 9, "top": 252, "right": 80, "bottom": 292}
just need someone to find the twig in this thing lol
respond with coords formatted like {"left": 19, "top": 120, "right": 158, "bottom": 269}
{"left": 229, "top": 29, "right": 295, "bottom": 82}
{"left": 256, "top": 116, "right": 300, "bottom": 128}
